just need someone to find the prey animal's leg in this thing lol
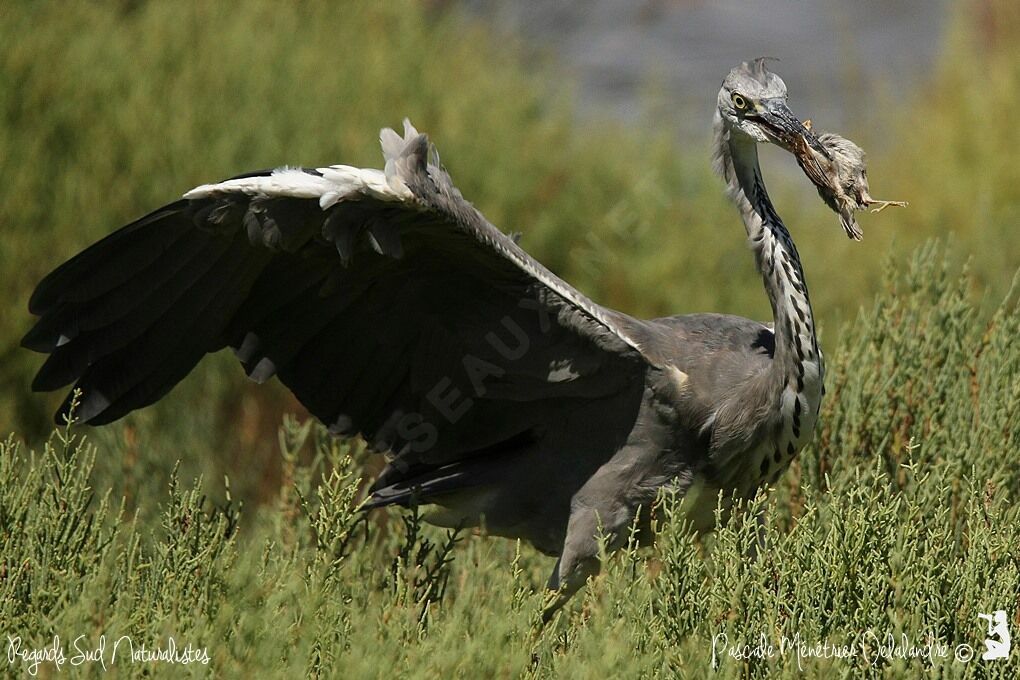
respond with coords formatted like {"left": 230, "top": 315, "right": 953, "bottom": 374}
{"left": 868, "top": 199, "right": 908, "bottom": 213}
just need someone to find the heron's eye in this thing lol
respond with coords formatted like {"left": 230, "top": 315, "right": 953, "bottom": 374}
{"left": 732, "top": 93, "right": 748, "bottom": 110}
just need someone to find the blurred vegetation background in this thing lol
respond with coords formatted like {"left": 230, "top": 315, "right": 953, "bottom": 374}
{"left": 0, "top": 0, "right": 1018, "bottom": 676}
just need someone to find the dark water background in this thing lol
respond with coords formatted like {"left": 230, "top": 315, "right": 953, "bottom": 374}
{"left": 462, "top": 0, "right": 949, "bottom": 141}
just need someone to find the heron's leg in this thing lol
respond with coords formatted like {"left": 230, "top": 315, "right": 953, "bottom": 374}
{"left": 541, "top": 555, "right": 600, "bottom": 624}
{"left": 541, "top": 557, "right": 576, "bottom": 624}
{"left": 540, "top": 502, "right": 631, "bottom": 623}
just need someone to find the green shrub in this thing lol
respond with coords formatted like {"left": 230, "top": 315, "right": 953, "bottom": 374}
{"left": 3, "top": 247, "right": 1018, "bottom": 678}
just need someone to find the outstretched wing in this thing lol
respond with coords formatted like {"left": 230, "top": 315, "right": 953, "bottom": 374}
{"left": 23, "top": 120, "right": 660, "bottom": 497}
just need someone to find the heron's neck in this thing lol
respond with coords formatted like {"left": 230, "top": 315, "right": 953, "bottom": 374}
{"left": 712, "top": 117, "right": 823, "bottom": 405}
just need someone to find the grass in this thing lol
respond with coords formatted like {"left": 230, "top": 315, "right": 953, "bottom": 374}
{"left": 1, "top": 0, "right": 1018, "bottom": 676}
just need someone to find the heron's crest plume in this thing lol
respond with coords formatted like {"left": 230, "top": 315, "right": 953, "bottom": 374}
{"left": 723, "top": 57, "right": 787, "bottom": 99}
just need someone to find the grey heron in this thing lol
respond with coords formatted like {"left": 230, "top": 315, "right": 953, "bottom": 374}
{"left": 23, "top": 59, "right": 842, "bottom": 613}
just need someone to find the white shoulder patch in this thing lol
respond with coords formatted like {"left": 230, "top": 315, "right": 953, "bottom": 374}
{"left": 667, "top": 365, "right": 690, "bottom": 394}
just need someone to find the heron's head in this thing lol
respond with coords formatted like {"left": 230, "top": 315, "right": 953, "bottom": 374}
{"left": 717, "top": 58, "right": 813, "bottom": 151}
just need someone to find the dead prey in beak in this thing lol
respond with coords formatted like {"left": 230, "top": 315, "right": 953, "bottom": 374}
{"left": 792, "top": 127, "right": 907, "bottom": 240}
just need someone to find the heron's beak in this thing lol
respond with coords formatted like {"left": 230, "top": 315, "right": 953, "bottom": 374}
{"left": 756, "top": 99, "right": 820, "bottom": 154}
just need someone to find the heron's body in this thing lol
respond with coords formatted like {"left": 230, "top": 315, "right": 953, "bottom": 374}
{"left": 23, "top": 59, "right": 831, "bottom": 611}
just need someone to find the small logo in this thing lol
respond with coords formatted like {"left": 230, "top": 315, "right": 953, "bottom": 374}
{"left": 978, "top": 611, "right": 1011, "bottom": 661}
